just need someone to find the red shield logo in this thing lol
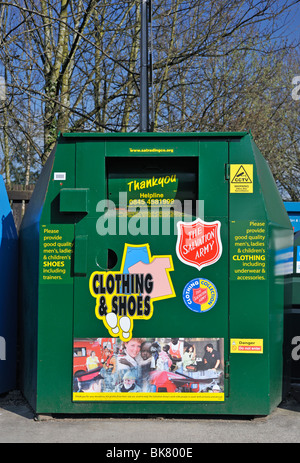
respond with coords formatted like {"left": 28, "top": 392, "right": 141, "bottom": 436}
{"left": 176, "top": 219, "right": 222, "bottom": 271}
{"left": 192, "top": 288, "right": 208, "bottom": 305}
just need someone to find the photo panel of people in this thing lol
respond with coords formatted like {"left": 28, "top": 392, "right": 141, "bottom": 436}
{"left": 73, "top": 337, "right": 224, "bottom": 399}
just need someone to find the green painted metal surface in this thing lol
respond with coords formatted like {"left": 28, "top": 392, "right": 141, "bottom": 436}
{"left": 19, "top": 132, "right": 293, "bottom": 415}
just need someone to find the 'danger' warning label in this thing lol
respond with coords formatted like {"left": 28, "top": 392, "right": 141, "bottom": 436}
{"left": 230, "top": 339, "right": 263, "bottom": 353}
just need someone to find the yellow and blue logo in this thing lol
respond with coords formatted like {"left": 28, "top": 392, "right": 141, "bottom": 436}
{"left": 183, "top": 278, "right": 218, "bottom": 313}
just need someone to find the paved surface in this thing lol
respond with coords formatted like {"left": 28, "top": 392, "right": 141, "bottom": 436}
{"left": 1, "top": 390, "right": 300, "bottom": 443}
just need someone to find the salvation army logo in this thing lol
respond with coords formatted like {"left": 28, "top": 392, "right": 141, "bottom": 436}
{"left": 183, "top": 278, "right": 218, "bottom": 313}
{"left": 176, "top": 219, "right": 222, "bottom": 271}
{"left": 192, "top": 287, "right": 208, "bottom": 305}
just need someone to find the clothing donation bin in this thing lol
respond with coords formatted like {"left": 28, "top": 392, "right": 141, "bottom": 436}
{"left": 284, "top": 230, "right": 300, "bottom": 387}
{"left": 283, "top": 200, "right": 300, "bottom": 391}
{"left": 19, "top": 132, "right": 293, "bottom": 416}
{"left": 284, "top": 202, "right": 300, "bottom": 233}
{"left": 0, "top": 175, "right": 18, "bottom": 394}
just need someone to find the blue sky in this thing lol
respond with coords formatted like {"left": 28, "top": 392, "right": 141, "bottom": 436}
{"left": 283, "top": 2, "right": 300, "bottom": 44}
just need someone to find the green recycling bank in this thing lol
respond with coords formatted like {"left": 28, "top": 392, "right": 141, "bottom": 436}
{"left": 19, "top": 132, "right": 293, "bottom": 415}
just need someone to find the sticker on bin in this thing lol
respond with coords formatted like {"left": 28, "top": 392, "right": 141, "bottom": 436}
{"left": 183, "top": 278, "right": 218, "bottom": 313}
{"left": 73, "top": 337, "right": 225, "bottom": 402}
{"left": 230, "top": 338, "right": 263, "bottom": 353}
{"left": 230, "top": 164, "right": 253, "bottom": 193}
{"left": 54, "top": 172, "right": 66, "bottom": 181}
{"left": 176, "top": 218, "right": 222, "bottom": 271}
{"left": 89, "top": 243, "right": 176, "bottom": 342}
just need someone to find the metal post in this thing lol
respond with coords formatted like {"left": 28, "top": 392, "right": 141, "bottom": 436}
{"left": 0, "top": 76, "right": 5, "bottom": 103}
{"left": 140, "top": 0, "right": 149, "bottom": 132}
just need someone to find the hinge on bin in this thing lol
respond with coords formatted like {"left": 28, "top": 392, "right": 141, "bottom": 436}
{"left": 225, "top": 163, "right": 230, "bottom": 180}
{"left": 225, "top": 360, "right": 230, "bottom": 397}
{"left": 225, "top": 360, "right": 230, "bottom": 379}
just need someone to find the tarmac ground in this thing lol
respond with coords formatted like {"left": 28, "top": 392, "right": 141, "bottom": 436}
{"left": 1, "top": 389, "right": 300, "bottom": 444}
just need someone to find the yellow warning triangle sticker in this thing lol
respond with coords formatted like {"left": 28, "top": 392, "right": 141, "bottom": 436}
{"left": 231, "top": 165, "right": 252, "bottom": 183}
{"left": 230, "top": 164, "right": 253, "bottom": 193}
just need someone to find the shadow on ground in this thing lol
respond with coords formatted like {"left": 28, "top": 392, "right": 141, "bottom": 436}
{"left": 1, "top": 388, "right": 300, "bottom": 422}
